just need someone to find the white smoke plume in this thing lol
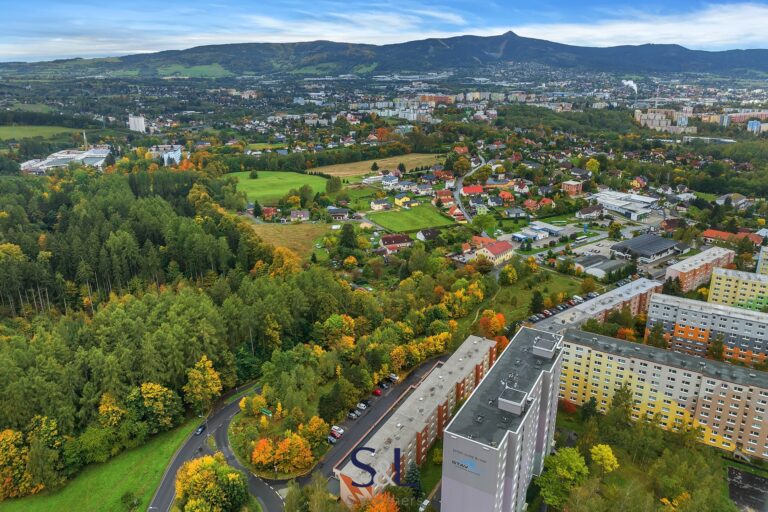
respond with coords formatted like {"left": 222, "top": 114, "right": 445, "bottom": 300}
{"left": 622, "top": 80, "right": 638, "bottom": 94}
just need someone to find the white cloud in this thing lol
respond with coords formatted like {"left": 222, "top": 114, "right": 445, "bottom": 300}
{"left": 1, "top": 2, "right": 767, "bottom": 61}
{"left": 511, "top": 3, "right": 768, "bottom": 50}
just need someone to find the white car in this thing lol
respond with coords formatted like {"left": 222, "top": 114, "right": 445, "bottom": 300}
{"left": 419, "top": 499, "right": 431, "bottom": 512}
{"left": 331, "top": 425, "right": 345, "bottom": 436}
{"left": 356, "top": 402, "right": 368, "bottom": 410}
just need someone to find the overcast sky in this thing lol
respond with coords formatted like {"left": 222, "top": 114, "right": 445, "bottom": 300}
{"left": 2, "top": 0, "right": 768, "bottom": 62}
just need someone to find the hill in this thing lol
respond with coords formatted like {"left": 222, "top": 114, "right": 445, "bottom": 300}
{"left": 2, "top": 32, "right": 768, "bottom": 78}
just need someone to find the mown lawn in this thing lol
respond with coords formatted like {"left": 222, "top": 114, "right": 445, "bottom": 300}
{"left": 420, "top": 439, "right": 443, "bottom": 495}
{"left": 232, "top": 171, "right": 329, "bottom": 205}
{"left": 309, "top": 153, "right": 443, "bottom": 180}
{"left": 0, "top": 125, "right": 79, "bottom": 140}
{"left": 368, "top": 205, "right": 454, "bottom": 232}
{"left": 0, "top": 419, "right": 197, "bottom": 512}
{"left": 249, "top": 222, "right": 331, "bottom": 257}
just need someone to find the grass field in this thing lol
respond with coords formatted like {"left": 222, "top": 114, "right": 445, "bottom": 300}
{"left": 246, "top": 143, "right": 286, "bottom": 151}
{"left": 309, "top": 153, "right": 443, "bottom": 179}
{"left": 0, "top": 419, "right": 196, "bottom": 512}
{"left": 232, "top": 171, "right": 328, "bottom": 205}
{"left": 9, "top": 102, "right": 53, "bottom": 113}
{"left": 157, "top": 63, "right": 233, "bottom": 78}
{"left": 249, "top": 222, "right": 331, "bottom": 257}
{"left": 0, "top": 125, "right": 79, "bottom": 140}
{"left": 368, "top": 204, "right": 454, "bottom": 232}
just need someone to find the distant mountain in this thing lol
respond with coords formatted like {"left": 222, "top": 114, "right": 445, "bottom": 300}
{"left": 2, "top": 32, "right": 768, "bottom": 78}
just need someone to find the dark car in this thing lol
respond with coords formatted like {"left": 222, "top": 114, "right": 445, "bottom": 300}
{"left": 379, "top": 380, "right": 390, "bottom": 390}
{"left": 194, "top": 425, "right": 206, "bottom": 436}
{"left": 348, "top": 410, "right": 359, "bottom": 420}
{"left": 361, "top": 399, "right": 371, "bottom": 407}
{"left": 327, "top": 435, "right": 337, "bottom": 445}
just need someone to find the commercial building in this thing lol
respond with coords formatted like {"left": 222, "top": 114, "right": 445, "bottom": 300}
{"left": 442, "top": 328, "right": 564, "bottom": 512}
{"left": 336, "top": 335, "right": 497, "bottom": 508}
{"left": 476, "top": 240, "right": 515, "bottom": 266}
{"left": 128, "top": 114, "right": 146, "bottom": 133}
{"left": 611, "top": 233, "right": 681, "bottom": 263}
{"left": 709, "top": 267, "right": 768, "bottom": 311}
{"left": 646, "top": 293, "right": 768, "bottom": 365}
{"left": 561, "top": 180, "right": 583, "bottom": 197}
{"left": 560, "top": 329, "right": 768, "bottom": 461}
{"left": 20, "top": 147, "right": 111, "bottom": 175}
{"left": 701, "top": 229, "right": 763, "bottom": 247}
{"left": 758, "top": 247, "right": 768, "bottom": 275}
{"left": 536, "top": 278, "right": 662, "bottom": 333}
{"left": 590, "top": 190, "right": 659, "bottom": 221}
{"left": 664, "top": 247, "right": 735, "bottom": 292}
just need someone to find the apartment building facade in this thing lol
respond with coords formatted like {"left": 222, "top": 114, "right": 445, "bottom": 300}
{"left": 561, "top": 329, "right": 768, "bottom": 460}
{"left": 664, "top": 247, "right": 735, "bottom": 292}
{"left": 646, "top": 293, "right": 768, "bottom": 365}
{"left": 336, "top": 335, "right": 497, "bottom": 508}
{"left": 442, "top": 328, "right": 564, "bottom": 512}
{"left": 709, "top": 267, "right": 768, "bottom": 311}
{"left": 757, "top": 246, "right": 768, "bottom": 275}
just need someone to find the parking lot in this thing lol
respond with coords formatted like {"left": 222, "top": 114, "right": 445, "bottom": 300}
{"left": 525, "top": 291, "right": 602, "bottom": 325}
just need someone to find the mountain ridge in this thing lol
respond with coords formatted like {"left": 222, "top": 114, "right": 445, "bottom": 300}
{"left": 2, "top": 31, "right": 768, "bottom": 77}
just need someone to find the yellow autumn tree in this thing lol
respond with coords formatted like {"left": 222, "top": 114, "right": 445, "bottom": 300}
{"left": 0, "top": 429, "right": 36, "bottom": 500}
{"left": 269, "top": 246, "right": 301, "bottom": 277}
{"left": 590, "top": 444, "right": 619, "bottom": 476}
{"left": 299, "top": 416, "right": 329, "bottom": 450}
{"left": 182, "top": 355, "right": 223, "bottom": 413}
{"left": 98, "top": 393, "right": 126, "bottom": 428}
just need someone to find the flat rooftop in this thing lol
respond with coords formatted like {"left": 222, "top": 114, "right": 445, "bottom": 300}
{"left": 650, "top": 293, "right": 768, "bottom": 324}
{"left": 573, "top": 278, "right": 661, "bottom": 316}
{"left": 445, "top": 328, "right": 563, "bottom": 448}
{"left": 667, "top": 247, "right": 734, "bottom": 273}
{"left": 337, "top": 335, "right": 496, "bottom": 481}
{"left": 713, "top": 267, "right": 768, "bottom": 284}
{"left": 564, "top": 329, "right": 768, "bottom": 389}
{"left": 611, "top": 233, "right": 678, "bottom": 257}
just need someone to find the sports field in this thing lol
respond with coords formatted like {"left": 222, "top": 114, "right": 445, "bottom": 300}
{"left": 368, "top": 204, "right": 454, "bottom": 232}
{"left": 309, "top": 153, "right": 443, "bottom": 179}
{"left": 249, "top": 222, "right": 331, "bottom": 257}
{"left": 0, "top": 125, "right": 79, "bottom": 140}
{"left": 231, "top": 171, "right": 328, "bottom": 205}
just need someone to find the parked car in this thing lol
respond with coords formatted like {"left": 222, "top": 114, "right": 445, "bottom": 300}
{"left": 331, "top": 425, "right": 345, "bottom": 436}
{"left": 347, "top": 410, "right": 359, "bottom": 420}
{"left": 373, "top": 388, "right": 382, "bottom": 396}
{"left": 329, "top": 430, "right": 342, "bottom": 439}
{"left": 388, "top": 373, "right": 400, "bottom": 383}
{"left": 379, "top": 380, "right": 390, "bottom": 389}
{"left": 194, "top": 425, "right": 206, "bottom": 436}
{"left": 361, "top": 399, "right": 371, "bottom": 407}
{"left": 356, "top": 402, "right": 368, "bottom": 411}
{"left": 419, "top": 499, "right": 431, "bottom": 512}
{"left": 327, "top": 435, "right": 337, "bottom": 445}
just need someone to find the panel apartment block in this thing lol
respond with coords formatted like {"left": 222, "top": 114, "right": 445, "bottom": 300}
{"left": 442, "top": 328, "right": 564, "bottom": 512}
{"left": 647, "top": 293, "right": 768, "bottom": 365}
{"left": 709, "top": 267, "right": 768, "bottom": 311}
{"left": 664, "top": 247, "right": 734, "bottom": 292}
{"left": 561, "top": 329, "right": 768, "bottom": 460}
{"left": 336, "top": 335, "right": 497, "bottom": 508}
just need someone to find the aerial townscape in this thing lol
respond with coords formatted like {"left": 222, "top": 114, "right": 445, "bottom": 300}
{"left": 3, "top": 2, "right": 768, "bottom": 512}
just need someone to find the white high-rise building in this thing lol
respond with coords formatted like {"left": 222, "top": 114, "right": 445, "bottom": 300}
{"left": 128, "top": 115, "right": 146, "bottom": 133}
{"left": 442, "top": 327, "right": 564, "bottom": 512}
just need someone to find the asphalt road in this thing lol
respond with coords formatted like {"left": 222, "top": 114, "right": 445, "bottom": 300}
{"left": 453, "top": 154, "right": 486, "bottom": 223}
{"left": 148, "top": 388, "right": 284, "bottom": 512}
{"left": 149, "top": 356, "right": 450, "bottom": 512}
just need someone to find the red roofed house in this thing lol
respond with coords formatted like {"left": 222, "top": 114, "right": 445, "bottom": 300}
{"left": 461, "top": 185, "right": 484, "bottom": 197}
{"left": 453, "top": 146, "right": 469, "bottom": 155}
{"left": 701, "top": 229, "right": 763, "bottom": 247}
{"left": 471, "top": 235, "right": 497, "bottom": 249}
{"left": 523, "top": 199, "right": 539, "bottom": 211}
{"left": 499, "top": 190, "right": 514, "bottom": 204}
{"left": 448, "top": 205, "right": 466, "bottom": 222}
{"left": 433, "top": 189, "right": 455, "bottom": 208}
{"left": 539, "top": 197, "right": 555, "bottom": 208}
{"left": 476, "top": 240, "right": 515, "bottom": 266}
{"left": 261, "top": 207, "right": 279, "bottom": 220}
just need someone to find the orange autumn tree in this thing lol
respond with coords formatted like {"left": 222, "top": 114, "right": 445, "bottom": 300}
{"left": 365, "top": 491, "right": 400, "bottom": 512}
{"left": 479, "top": 310, "right": 506, "bottom": 338}
{"left": 251, "top": 438, "right": 275, "bottom": 469}
{"left": 273, "top": 433, "right": 313, "bottom": 473}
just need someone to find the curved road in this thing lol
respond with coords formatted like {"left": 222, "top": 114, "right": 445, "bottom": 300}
{"left": 148, "top": 390, "right": 284, "bottom": 512}
{"left": 453, "top": 154, "right": 486, "bottom": 223}
{"left": 149, "top": 355, "right": 451, "bottom": 511}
